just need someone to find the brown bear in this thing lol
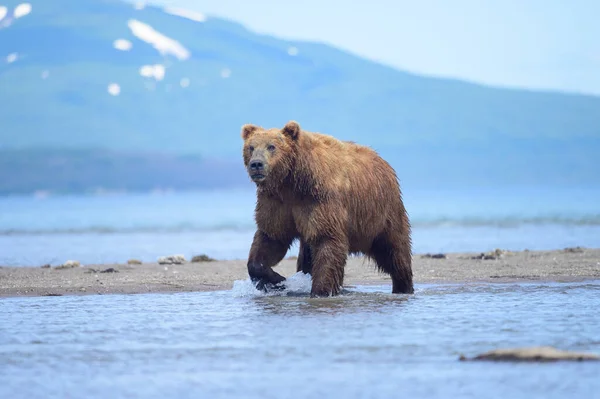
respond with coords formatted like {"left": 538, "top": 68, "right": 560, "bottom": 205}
{"left": 241, "top": 120, "right": 413, "bottom": 297}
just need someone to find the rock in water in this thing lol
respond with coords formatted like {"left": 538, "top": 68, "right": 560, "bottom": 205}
{"left": 157, "top": 255, "right": 187, "bottom": 265}
{"left": 55, "top": 260, "right": 81, "bottom": 269}
{"left": 460, "top": 346, "right": 600, "bottom": 362}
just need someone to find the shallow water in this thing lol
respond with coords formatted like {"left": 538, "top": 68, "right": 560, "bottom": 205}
{"left": 2, "top": 186, "right": 600, "bottom": 266}
{"left": 1, "top": 277, "right": 599, "bottom": 398}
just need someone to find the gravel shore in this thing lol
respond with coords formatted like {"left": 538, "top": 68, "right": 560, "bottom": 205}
{"left": 1, "top": 248, "right": 599, "bottom": 298}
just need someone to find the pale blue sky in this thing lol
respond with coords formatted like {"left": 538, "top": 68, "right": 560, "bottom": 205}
{"left": 150, "top": 0, "right": 600, "bottom": 96}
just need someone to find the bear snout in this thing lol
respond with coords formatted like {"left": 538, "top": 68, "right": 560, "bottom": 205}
{"left": 248, "top": 158, "right": 267, "bottom": 182}
{"left": 249, "top": 159, "right": 264, "bottom": 172}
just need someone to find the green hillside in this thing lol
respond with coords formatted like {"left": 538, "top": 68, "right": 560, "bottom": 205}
{"left": 0, "top": 0, "right": 599, "bottom": 193}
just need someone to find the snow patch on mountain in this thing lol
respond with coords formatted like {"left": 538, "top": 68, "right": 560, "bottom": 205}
{"left": 163, "top": 7, "right": 206, "bottom": 23}
{"left": 127, "top": 19, "right": 190, "bottom": 61}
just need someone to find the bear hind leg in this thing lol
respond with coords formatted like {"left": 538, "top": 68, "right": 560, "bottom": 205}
{"left": 369, "top": 232, "right": 414, "bottom": 294}
{"left": 296, "top": 239, "right": 314, "bottom": 275}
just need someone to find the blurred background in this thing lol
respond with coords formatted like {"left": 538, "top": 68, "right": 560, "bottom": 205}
{"left": 1, "top": 0, "right": 599, "bottom": 266}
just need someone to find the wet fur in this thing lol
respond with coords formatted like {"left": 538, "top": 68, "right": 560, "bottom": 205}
{"left": 242, "top": 121, "right": 413, "bottom": 297}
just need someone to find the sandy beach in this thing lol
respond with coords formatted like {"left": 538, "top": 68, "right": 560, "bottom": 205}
{"left": 1, "top": 247, "right": 599, "bottom": 298}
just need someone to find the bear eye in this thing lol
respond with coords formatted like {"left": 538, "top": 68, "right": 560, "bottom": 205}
{"left": 267, "top": 144, "right": 276, "bottom": 152}
{"left": 248, "top": 145, "right": 254, "bottom": 152}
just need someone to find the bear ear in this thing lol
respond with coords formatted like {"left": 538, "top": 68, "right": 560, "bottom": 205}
{"left": 241, "top": 124, "right": 259, "bottom": 140}
{"left": 282, "top": 120, "right": 301, "bottom": 141}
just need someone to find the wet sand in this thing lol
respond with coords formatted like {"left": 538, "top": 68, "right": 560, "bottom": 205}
{"left": 1, "top": 248, "right": 599, "bottom": 298}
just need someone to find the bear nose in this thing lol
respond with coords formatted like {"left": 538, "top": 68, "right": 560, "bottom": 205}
{"left": 250, "top": 160, "right": 264, "bottom": 171}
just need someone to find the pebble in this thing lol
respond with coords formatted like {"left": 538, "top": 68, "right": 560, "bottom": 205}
{"left": 191, "top": 254, "right": 216, "bottom": 263}
{"left": 158, "top": 255, "right": 187, "bottom": 265}
{"left": 55, "top": 260, "right": 81, "bottom": 269}
{"left": 421, "top": 253, "right": 447, "bottom": 259}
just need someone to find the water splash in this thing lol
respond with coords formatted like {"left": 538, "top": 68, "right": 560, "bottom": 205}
{"left": 231, "top": 272, "right": 313, "bottom": 298}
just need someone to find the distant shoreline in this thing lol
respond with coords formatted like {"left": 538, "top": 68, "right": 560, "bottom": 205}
{"left": 1, "top": 248, "right": 598, "bottom": 298}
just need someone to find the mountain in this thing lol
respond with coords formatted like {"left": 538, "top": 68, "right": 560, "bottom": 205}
{"left": 0, "top": 148, "right": 247, "bottom": 195}
{"left": 1, "top": 0, "right": 599, "bottom": 194}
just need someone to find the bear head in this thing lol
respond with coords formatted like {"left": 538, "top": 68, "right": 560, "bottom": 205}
{"left": 241, "top": 120, "right": 301, "bottom": 185}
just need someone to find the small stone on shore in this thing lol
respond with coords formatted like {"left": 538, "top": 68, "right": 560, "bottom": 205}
{"left": 422, "top": 253, "right": 447, "bottom": 259}
{"left": 459, "top": 346, "right": 600, "bottom": 362}
{"left": 85, "top": 267, "right": 119, "bottom": 274}
{"left": 470, "top": 248, "right": 516, "bottom": 260}
{"left": 55, "top": 260, "right": 81, "bottom": 269}
{"left": 127, "top": 259, "right": 143, "bottom": 265}
{"left": 563, "top": 246, "right": 585, "bottom": 253}
{"left": 191, "top": 254, "right": 216, "bottom": 263}
{"left": 158, "top": 255, "right": 186, "bottom": 265}
{"left": 100, "top": 268, "right": 119, "bottom": 273}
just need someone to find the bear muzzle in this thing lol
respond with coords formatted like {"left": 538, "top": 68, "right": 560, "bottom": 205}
{"left": 248, "top": 158, "right": 268, "bottom": 182}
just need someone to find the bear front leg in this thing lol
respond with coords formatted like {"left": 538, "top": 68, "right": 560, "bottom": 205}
{"left": 309, "top": 237, "right": 348, "bottom": 297}
{"left": 247, "top": 230, "right": 291, "bottom": 291}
